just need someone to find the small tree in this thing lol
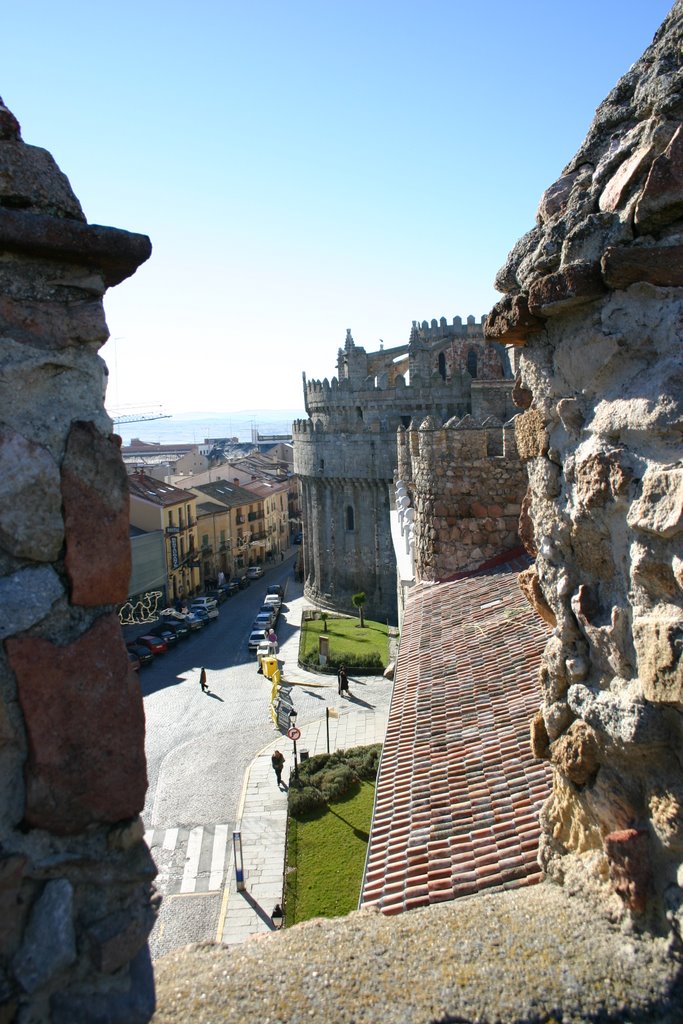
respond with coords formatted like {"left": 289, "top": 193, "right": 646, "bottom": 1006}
{"left": 352, "top": 591, "right": 366, "bottom": 628}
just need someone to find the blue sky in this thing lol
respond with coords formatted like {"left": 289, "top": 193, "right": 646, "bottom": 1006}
{"left": 4, "top": 1, "right": 674, "bottom": 418}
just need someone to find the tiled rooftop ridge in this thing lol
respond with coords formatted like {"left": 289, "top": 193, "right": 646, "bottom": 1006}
{"left": 361, "top": 554, "right": 552, "bottom": 915}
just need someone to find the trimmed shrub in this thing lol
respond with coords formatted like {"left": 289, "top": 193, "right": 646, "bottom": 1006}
{"left": 343, "top": 743, "right": 382, "bottom": 780}
{"left": 289, "top": 785, "right": 326, "bottom": 820}
{"left": 319, "top": 764, "right": 359, "bottom": 803}
{"left": 287, "top": 744, "right": 382, "bottom": 819}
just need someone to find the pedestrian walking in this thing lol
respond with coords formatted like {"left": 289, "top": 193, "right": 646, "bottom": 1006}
{"left": 199, "top": 667, "right": 208, "bottom": 693}
{"left": 338, "top": 664, "right": 350, "bottom": 697}
{"left": 272, "top": 750, "right": 285, "bottom": 787}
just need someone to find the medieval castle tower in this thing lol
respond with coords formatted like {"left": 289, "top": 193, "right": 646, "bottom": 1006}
{"left": 294, "top": 317, "right": 519, "bottom": 623}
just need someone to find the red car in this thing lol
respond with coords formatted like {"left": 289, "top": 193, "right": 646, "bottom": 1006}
{"left": 137, "top": 634, "right": 168, "bottom": 654}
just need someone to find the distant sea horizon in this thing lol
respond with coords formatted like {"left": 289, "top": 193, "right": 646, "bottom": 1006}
{"left": 110, "top": 409, "right": 307, "bottom": 447}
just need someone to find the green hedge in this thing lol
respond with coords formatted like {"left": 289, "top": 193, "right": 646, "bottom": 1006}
{"left": 288, "top": 744, "right": 382, "bottom": 820}
{"left": 299, "top": 650, "right": 385, "bottom": 674}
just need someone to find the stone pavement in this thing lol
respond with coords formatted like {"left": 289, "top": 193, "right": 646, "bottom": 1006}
{"left": 216, "top": 591, "right": 392, "bottom": 945}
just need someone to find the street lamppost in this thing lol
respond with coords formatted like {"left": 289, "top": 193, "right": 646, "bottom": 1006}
{"left": 288, "top": 707, "right": 299, "bottom": 779}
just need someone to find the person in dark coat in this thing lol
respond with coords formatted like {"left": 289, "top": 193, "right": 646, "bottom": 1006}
{"left": 338, "top": 664, "right": 350, "bottom": 697}
{"left": 199, "top": 667, "right": 208, "bottom": 693}
{"left": 272, "top": 750, "right": 285, "bottom": 787}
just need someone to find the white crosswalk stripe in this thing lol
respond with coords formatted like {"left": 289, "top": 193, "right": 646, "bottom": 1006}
{"left": 144, "top": 824, "right": 232, "bottom": 896}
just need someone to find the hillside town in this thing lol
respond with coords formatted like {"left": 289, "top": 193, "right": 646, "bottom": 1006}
{"left": 0, "top": 4, "right": 682, "bottom": 1024}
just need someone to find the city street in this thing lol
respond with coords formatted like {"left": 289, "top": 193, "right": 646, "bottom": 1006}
{"left": 137, "top": 553, "right": 325, "bottom": 958}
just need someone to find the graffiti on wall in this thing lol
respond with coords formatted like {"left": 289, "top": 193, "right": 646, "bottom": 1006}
{"left": 118, "top": 590, "right": 164, "bottom": 625}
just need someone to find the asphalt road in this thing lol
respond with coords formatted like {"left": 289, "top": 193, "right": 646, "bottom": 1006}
{"left": 137, "top": 554, "right": 311, "bottom": 958}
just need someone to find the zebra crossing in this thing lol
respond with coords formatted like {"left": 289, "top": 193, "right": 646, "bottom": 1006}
{"left": 144, "top": 823, "right": 233, "bottom": 896}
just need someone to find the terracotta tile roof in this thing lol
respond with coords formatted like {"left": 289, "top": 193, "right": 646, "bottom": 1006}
{"left": 127, "top": 471, "right": 198, "bottom": 505}
{"left": 361, "top": 554, "right": 552, "bottom": 916}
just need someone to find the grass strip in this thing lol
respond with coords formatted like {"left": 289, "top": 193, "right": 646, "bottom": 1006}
{"left": 285, "top": 780, "right": 375, "bottom": 926}
{"left": 300, "top": 616, "right": 390, "bottom": 668}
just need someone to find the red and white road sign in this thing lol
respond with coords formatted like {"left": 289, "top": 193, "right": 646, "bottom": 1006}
{"left": 287, "top": 727, "right": 301, "bottom": 741}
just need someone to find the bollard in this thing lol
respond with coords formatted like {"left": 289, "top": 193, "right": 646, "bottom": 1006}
{"left": 233, "top": 830, "right": 246, "bottom": 891}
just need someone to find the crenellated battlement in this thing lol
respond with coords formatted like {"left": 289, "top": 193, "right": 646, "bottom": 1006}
{"left": 401, "top": 412, "right": 519, "bottom": 461}
{"left": 411, "top": 314, "right": 487, "bottom": 339}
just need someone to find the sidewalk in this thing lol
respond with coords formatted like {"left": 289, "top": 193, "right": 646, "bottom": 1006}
{"left": 216, "top": 591, "right": 392, "bottom": 945}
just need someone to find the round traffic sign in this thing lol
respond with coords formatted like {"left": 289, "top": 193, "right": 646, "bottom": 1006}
{"left": 287, "top": 726, "right": 301, "bottom": 741}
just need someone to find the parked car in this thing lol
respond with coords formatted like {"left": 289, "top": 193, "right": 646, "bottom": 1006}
{"left": 253, "top": 612, "right": 275, "bottom": 631}
{"left": 183, "top": 611, "right": 205, "bottom": 631}
{"left": 223, "top": 580, "right": 240, "bottom": 597}
{"left": 230, "top": 573, "right": 249, "bottom": 590}
{"left": 247, "top": 565, "right": 264, "bottom": 579}
{"left": 127, "top": 642, "right": 154, "bottom": 666}
{"left": 262, "top": 593, "right": 282, "bottom": 611}
{"left": 293, "top": 532, "right": 303, "bottom": 544}
{"left": 205, "top": 587, "right": 228, "bottom": 604}
{"left": 189, "top": 598, "right": 219, "bottom": 618}
{"left": 191, "top": 596, "right": 218, "bottom": 612}
{"left": 188, "top": 606, "right": 211, "bottom": 625}
{"left": 266, "top": 584, "right": 284, "bottom": 600}
{"left": 136, "top": 634, "right": 168, "bottom": 654}
{"left": 147, "top": 624, "right": 178, "bottom": 646}
{"left": 258, "top": 603, "right": 278, "bottom": 624}
{"left": 247, "top": 628, "right": 267, "bottom": 651}
{"left": 159, "top": 618, "right": 190, "bottom": 640}
{"left": 127, "top": 649, "right": 141, "bottom": 671}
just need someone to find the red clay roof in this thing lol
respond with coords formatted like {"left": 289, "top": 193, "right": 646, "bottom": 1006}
{"left": 361, "top": 554, "right": 552, "bottom": 916}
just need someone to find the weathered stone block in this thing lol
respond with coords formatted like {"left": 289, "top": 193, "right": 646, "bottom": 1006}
{"left": 601, "top": 243, "right": 683, "bottom": 288}
{"left": 551, "top": 720, "right": 601, "bottom": 786}
{"left": 530, "top": 710, "right": 550, "bottom": 760}
{"left": 0, "top": 142, "right": 84, "bottom": 219}
{"left": 627, "top": 465, "right": 683, "bottom": 538}
{"left": 604, "top": 828, "right": 651, "bottom": 913}
{"left": 6, "top": 614, "right": 147, "bottom": 834}
{"left": 88, "top": 902, "right": 155, "bottom": 974}
{"left": 599, "top": 143, "right": 652, "bottom": 213}
{"left": 633, "top": 617, "right": 683, "bottom": 705}
{"left": 0, "top": 566, "right": 63, "bottom": 641}
{"left": 61, "top": 421, "right": 131, "bottom": 605}
{"left": 0, "top": 855, "right": 28, "bottom": 957}
{"left": 51, "top": 945, "right": 155, "bottom": 1024}
{"left": 483, "top": 294, "right": 545, "bottom": 345}
{"left": 528, "top": 263, "right": 606, "bottom": 317}
{"left": 518, "top": 565, "right": 557, "bottom": 627}
{"left": 12, "top": 879, "right": 76, "bottom": 993}
{"left": 537, "top": 171, "right": 582, "bottom": 224}
{"left": 574, "top": 449, "right": 632, "bottom": 509}
{"left": 649, "top": 785, "right": 683, "bottom": 852}
{"left": 0, "top": 428, "right": 63, "bottom": 560}
{"left": 514, "top": 410, "right": 548, "bottom": 460}
{"left": 635, "top": 124, "right": 683, "bottom": 232}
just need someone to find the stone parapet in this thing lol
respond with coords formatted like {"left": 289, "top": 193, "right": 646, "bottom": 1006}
{"left": 401, "top": 415, "right": 527, "bottom": 581}
{"left": 0, "top": 99, "right": 155, "bottom": 1021}
{"left": 484, "top": 5, "right": 683, "bottom": 933}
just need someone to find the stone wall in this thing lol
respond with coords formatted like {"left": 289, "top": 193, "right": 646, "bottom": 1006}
{"left": 486, "top": 2, "right": 683, "bottom": 932}
{"left": 399, "top": 415, "right": 526, "bottom": 580}
{"left": 0, "top": 101, "right": 155, "bottom": 1020}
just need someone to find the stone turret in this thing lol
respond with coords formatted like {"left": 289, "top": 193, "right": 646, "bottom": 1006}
{"left": 0, "top": 100, "right": 155, "bottom": 1020}
{"left": 486, "top": 2, "right": 683, "bottom": 929}
{"left": 295, "top": 318, "right": 516, "bottom": 622}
